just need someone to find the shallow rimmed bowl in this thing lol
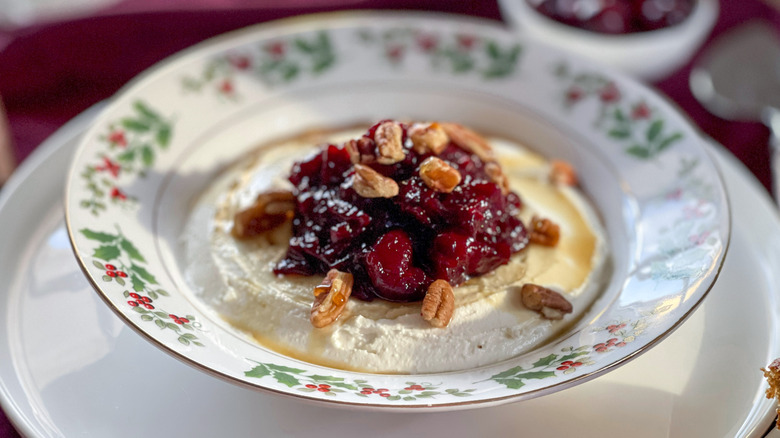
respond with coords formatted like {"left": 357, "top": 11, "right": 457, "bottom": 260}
{"left": 65, "top": 11, "right": 729, "bottom": 411}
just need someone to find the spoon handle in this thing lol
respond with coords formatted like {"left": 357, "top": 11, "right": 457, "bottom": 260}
{"left": 766, "top": 108, "right": 780, "bottom": 205}
{"left": 771, "top": 133, "right": 780, "bottom": 205}
{"left": 0, "top": 98, "right": 15, "bottom": 189}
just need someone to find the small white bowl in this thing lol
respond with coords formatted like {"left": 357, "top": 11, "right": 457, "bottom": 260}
{"left": 499, "top": 0, "right": 719, "bottom": 82}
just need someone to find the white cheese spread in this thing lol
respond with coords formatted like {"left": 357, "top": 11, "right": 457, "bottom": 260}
{"left": 182, "top": 129, "right": 608, "bottom": 374}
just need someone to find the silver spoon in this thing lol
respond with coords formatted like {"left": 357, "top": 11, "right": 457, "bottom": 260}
{"left": 0, "top": 108, "right": 14, "bottom": 189}
{"left": 690, "top": 20, "right": 780, "bottom": 203}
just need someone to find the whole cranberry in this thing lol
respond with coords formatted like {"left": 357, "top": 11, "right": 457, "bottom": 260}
{"left": 582, "top": 0, "right": 633, "bottom": 34}
{"left": 633, "top": 0, "right": 695, "bottom": 31}
{"left": 365, "top": 230, "right": 429, "bottom": 301}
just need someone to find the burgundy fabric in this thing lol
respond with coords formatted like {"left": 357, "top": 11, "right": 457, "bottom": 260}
{"left": 0, "top": 1, "right": 776, "bottom": 436}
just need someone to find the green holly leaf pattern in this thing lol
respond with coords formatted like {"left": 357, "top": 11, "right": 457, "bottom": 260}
{"left": 78, "top": 100, "right": 174, "bottom": 216}
{"left": 92, "top": 245, "right": 120, "bottom": 261}
{"left": 156, "top": 124, "right": 172, "bottom": 148}
{"left": 120, "top": 238, "right": 145, "bottom": 262}
{"left": 133, "top": 100, "right": 162, "bottom": 121}
{"left": 515, "top": 371, "right": 557, "bottom": 380}
{"left": 130, "top": 273, "right": 146, "bottom": 292}
{"left": 328, "top": 381, "right": 359, "bottom": 391}
{"left": 646, "top": 119, "right": 664, "bottom": 142}
{"left": 131, "top": 263, "right": 158, "bottom": 285}
{"left": 141, "top": 145, "right": 155, "bottom": 167}
{"left": 532, "top": 354, "right": 558, "bottom": 368}
{"left": 272, "top": 372, "right": 300, "bottom": 388}
{"left": 490, "top": 366, "right": 523, "bottom": 380}
{"left": 245, "top": 365, "right": 272, "bottom": 379}
{"left": 82, "top": 235, "right": 207, "bottom": 347}
{"left": 265, "top": 364, "right": 307, "bottom": 374}
{"left": 121, "top": 118, "right": 152, "bottom": 132}
{"left": 558, "top": 351, "right": 589, "bottom": 362}
{"left": 81, "top": 229, "right": 117, "bottom": 242}
{"left": 555, "top": 62, "right": 683, "bottom": 159}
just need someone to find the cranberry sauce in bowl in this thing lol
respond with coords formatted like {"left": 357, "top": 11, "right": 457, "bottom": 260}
{"left": 500, "top": 0, "right": 717, "bottom": 80}
{"left": 527, "top": 0, "right": 696, "bottom": 34}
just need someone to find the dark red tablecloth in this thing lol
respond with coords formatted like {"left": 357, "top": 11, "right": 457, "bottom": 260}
{"left": 0, "top": 0, "right": 776, "bottom": 436}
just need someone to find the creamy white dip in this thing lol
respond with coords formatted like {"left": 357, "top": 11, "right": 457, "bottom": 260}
{"left": 182, "top": 129, "right": 608, "bottom": 374}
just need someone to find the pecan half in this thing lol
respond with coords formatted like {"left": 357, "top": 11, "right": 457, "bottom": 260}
{"left": 345, "top": 137, "right": 376, "bottom": 164}
{"left": 440, "top": 122, "right": 495, "bottom": 163}
{"left": 519, "top": 283, "right": 572, "bottom": 320}
{"left": 485, "top": 162, "right": 510, "bottom": 195}
{"left": 408, "top": 122, "right": 449, "bottom": 155}
{"left": 232, "top": 190, "right": 295, "bottom": 239}
{"left": 351, "top": 164, "right": 399, "bottom": 198}
{"left": 418, "top": 157, "right": 461, "bottom": 193}
{"left": 421, "top": 279, "right": 455, "bottom": 328}
{"left": 763, "top": 358, "right": 780, "bottom": 430}
{"left": 311, "top": 269, "right": 354, "bottom": 328}
{"left": 550, "top": 160, "right": 578, "bottom": 186}
{"left": 528, "top": 216, "right": 560, "bottom": 246}
{"left": 373, "top": 121, "right": 406, "bottom": 165}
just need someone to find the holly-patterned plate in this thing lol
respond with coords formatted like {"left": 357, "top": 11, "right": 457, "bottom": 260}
{"left": 64, "top": 12, "right": 729, "bottom": 410}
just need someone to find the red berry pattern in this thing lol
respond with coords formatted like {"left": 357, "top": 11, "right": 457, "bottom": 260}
{"left": 555, "top": 62, "right": 683, "bottom": 159}
{"left": 304, "top": 383, "right": 333, "bottom": 393}
{"left": 264, "top": 41, "right": 286, "bottom": 58}
{"left": 182, "top": 31, "right": 336, "bottom": 99}
{"left": 358, "top": 27, "right": 521, "bottom": 79}
{"left": 593, "top": 323, "right": 633, "bottom": 354}
{"left": 107, "top": 130, "right": 127, "bottom": 147}
{"left": 360, "top": 387, "right": 391, "bottom": 397}
{"left": 416, "top": 34, "right": 438, "bottom": 52}
{"left": 79, "top": 101, "right": 173, "bottom": 216}
{"left": 128, "top": 293, "right": 154, "bottom": 310}
{"left": 607, "top": 322, "right": 627, "bottom": 334}
{"left": 169, "top": 314, "right": 190, "bottom": 325}
{"left": 83, "top": 229, "right": 204, "bottom": 348}
{"left": 244, "top": 315, "right": 644, "bottom": 399}
{"left": 104, "top": 263, "right": 128, "bottom": 278}
{"left": 556, "top": 360, "right": 584, "bottom": 371}
{"left": 95, "top": 157, "right": 121, "bottom": 178}
{"left": 245, "top": 362, "right": 475, "bottom": 401}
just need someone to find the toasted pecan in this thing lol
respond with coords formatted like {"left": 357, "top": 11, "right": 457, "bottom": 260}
{"left": 373, "top": 121, "right": 406, "bottom": 165}
{"left": 528, "top": 216, "right": 560, "bottom": 247}
{"left": 232, "top": 190, "right": 295, "bottom": 239}
{"left": 550, "top": 160, "right": 577, "bottom": 186}
{"left": 311, "top": 269, "right": 354, "bottom": 328}
{"left": 485, "top": 162, "right": 510, "bottom": 195}
{"left": 440, "top": 122, "right": 495, "bottom": 163}
{"left": 351, "top": 164, "right": 399, "bottom": 198}
{"left": 519, "top": 283, "right": 573, "bottom": 320}
{"left": 418, "top": 157, "right": 461, "bottom": 193}
{"left": 421, "top": 280, "right": 455, "bottom": 328}
{"left": 408, "top": 122, "right": 449, "bottom": 155}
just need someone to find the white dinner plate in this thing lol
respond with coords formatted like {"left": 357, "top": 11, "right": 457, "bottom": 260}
{"left": 0, "top": 105, "right": 776, "bottom": 437}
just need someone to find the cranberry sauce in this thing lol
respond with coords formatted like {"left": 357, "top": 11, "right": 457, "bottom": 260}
{"left": 274, "top": 121, "right": 529, "bottom": 302}
{"left": 528, "top": 0, "right": 696, "bottom": 34}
